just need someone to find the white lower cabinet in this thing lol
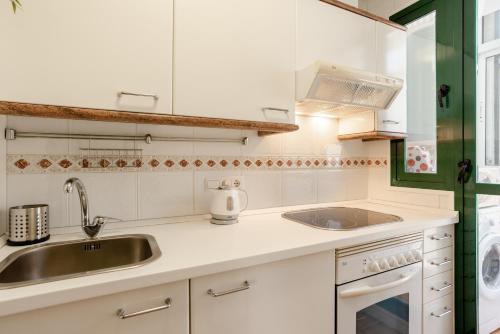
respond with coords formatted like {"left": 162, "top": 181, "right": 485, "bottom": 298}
{"left": 422, "top": 226, "right": 455, "bottom": 334}
{"left": 190, "top": 252, "right": 335, "bottom": 334}
{"left": 0, "top": 280, "right": 189, "bottom": 334}
{"left": 423, "top": 293, "right": 454, "bottom": 334}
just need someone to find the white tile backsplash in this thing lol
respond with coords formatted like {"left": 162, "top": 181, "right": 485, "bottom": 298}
{"left": 194, "top": 170, "right": 243, "bottom": 214}
{"left": 282, "top": 170, "right": 317, "bottom": 206}
{"left": 7, "top": 173, "right": 68, "bottom": 228}
{"left": 282, "top": 116, "right": 316, "bottom": 155}
{"left": 193, "top": 128, "right": 243, "bottom": 156}
{"left": 136, "top": 124, "right": 194, "bottom": 156}
{"left": 138, "top": 171, "right": 194, "bottom": 219}
{"left": 3, "top": 115, "right": 455, "bottom": 236}
{"left": 68, "top": 173, "right": 138, "bottom": 226}
{"left": 69, "top": 120, "right": 137, "bottom": 153}
{"left": 243, "top": 171, "right": 282, "bottom": 209}
{"left": 7, "top": 116, "right": 70, "bottom": 154}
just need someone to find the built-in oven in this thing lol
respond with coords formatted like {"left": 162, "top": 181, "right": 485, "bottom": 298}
{"left": 336, "top": 233, "right": 423, "bottom": 334}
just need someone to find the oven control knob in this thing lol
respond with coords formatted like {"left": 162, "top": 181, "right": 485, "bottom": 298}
{"left": 379, "top": 258, "right": 390, "bottom": 270}
{"left": 412, "top": 250, "right": 422, "bottom": 261}
{"left": 369, "top": 261, "right": 381, "bottom": 273}
{"left": 389, "top": 256, "right": 399, "bottom": 267}
{"left": 405, "top": 252, "right": 416, "bottom": 263}
{"left": 397, "top": 254, "right": 408, "bottom": 265}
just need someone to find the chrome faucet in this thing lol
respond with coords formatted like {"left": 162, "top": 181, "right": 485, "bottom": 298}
{"left": 63, "top": 178, "right": 118, "bottom": 238}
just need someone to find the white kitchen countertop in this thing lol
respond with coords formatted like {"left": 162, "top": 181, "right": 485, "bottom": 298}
{"left": 0, "top": 200, "right": 458, "bottom": 317}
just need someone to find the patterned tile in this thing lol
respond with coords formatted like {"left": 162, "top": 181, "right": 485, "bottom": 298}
{"left": 6, "top": 154, "right": 388, "bottom": 174}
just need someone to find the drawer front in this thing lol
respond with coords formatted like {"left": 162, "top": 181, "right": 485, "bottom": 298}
{"left": 423, "top": 247, "right": 454, "bottom": 278}
{"left": 423, "top": 270, "right": 454, "bottom": 303}
{"left": 424, "top": 225, "right": 454, "bottom": 253}
{"left": 423, "top": 294, "right": 454, "bottom": 334}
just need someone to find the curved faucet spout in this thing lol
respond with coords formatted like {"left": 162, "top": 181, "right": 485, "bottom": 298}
{"left": 63, "top": 178, "right": 100, "bottom": 238}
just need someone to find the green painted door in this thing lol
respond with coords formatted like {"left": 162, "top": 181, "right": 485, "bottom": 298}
{"left": 464, "top": 0, "right": 500, "bottom": 333}
{"left": 391, "top": 0, "right": 469, "bottom": 332}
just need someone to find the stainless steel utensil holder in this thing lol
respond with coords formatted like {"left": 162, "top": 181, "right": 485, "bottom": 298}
{"left": 8, "top": 205, "right": 50, "bottom": 246}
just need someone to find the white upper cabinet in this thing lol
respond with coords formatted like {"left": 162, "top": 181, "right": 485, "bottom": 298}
{"left": 173, "top": 0, "right": 296, "bottom": 124}
{"left": 376, "top": 22, "right": 407, "bottom": 134}
{"left": 297, "top": 0, "right": 377, "bottom": 72}
{"left": 0, "top": 0, "right": 173, "bottom": 114}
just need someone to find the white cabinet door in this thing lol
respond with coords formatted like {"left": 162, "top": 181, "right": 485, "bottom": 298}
{"left": 376, "top": 22, "right": 407, "bottom": 134}
{"left": 173, "top": 0, "right": 295, "bottom": 124}
{"left": 297, "top": 0, "right": 377, "bottom": 72}
{"left": 0, "top": 0, "right": 172, "bottom": 114}
{"left": 0, "top": 280, "right": 189, "bottom": 334}
{"left": 190, "top": 252, "right": 335, "bottom": 334}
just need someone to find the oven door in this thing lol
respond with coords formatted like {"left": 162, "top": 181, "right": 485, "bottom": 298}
{"left": 336, "top": 262, "right": 422, "bottom": 334}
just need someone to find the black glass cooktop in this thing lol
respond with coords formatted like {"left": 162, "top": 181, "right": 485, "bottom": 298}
{"left": 282, "top": 207, "right": 403, "bottom": 230}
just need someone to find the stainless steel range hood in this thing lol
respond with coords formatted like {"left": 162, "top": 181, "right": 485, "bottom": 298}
{"left": 295, "top": 61, "right": 403, "bottom": 116}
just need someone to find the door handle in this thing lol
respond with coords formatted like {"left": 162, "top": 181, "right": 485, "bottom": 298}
{"left": 430, "top": 258, "right": 452, "bottom": 266}
{"left": 438, "top": 84, "right": 450, "bottom": 108}
{"left": 431, "top": 282, "right": 453, "bottom": 292}
{"left": 339, "top": 273, "right": 414, "bottom": 298}
{"left": 430, "top": 233, "right": 452, "bottom": 241}
{"left": 431, "top": 307, "right": 452, "bottom": 318}
{"left": 118, "top": 91, "right": 159, "bottom": 101}
{"left": 117, "top": 298, "right": 171, "bottom": 319}
{"left": 207, "top": 281, "right": 251, "bottom": 297}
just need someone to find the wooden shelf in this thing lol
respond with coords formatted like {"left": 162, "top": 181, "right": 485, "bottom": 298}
{"left": 0, "top": 101, "right": 299, "bottom": 136}
{"left": 338, "top": 131, "right": 407, "bottom": 141}
{"left": 320, "top": 0, "right": 407, "bottom": 31}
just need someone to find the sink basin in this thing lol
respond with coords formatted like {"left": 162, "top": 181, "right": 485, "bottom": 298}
{"left": 0, "top": 234, "right": 161, "bottom": 289}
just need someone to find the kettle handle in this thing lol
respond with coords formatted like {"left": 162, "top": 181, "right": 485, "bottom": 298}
{"left": 238, "top": 189, "right": 249, "bottom": 212}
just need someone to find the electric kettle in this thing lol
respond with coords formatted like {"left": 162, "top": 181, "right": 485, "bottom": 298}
{"left": 210, "top": 183, "right": 248, "bottom": 225}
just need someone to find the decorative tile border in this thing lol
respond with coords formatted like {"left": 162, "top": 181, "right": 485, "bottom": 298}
{"left": 7, "top": 154, "right": 388, "bottom": 174}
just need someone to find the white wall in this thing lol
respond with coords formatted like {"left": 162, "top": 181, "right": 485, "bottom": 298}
{"left": 3, "top": 115, "right": 376, "bottom": 232}
{"left": 358, "top": 0, "right": 418, "bottom": 18}
{"left": 0, "top": 116, "right": 6, "bottom": 236}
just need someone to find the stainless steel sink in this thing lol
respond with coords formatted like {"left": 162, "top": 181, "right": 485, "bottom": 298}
{"left": 0, "top": 234, "right": 161, "bottom": 289}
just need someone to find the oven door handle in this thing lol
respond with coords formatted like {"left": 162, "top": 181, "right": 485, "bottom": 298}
{"left": 339, "top": 273, "right": 415, "bottom": 298}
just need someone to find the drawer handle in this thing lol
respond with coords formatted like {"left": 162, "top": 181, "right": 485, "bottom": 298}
{"left": 262, "top": 107, "right": 290, "bottom": 114}
{"left": 117, "top": 298, "right": 171, "bottom": 319}
{"left": 431, "top": 282, "right": 453, "bottom": 292}
{"left": 431, "top": 307, "right": 452, "bottom": 318}
{"left": 430, "top": 233, "right": 452, "bottom": 241}
{"left": 118, "top": 91, "right": 159, "bottom": 101}
{"left": 431, "top": 258, "right": 452, "bottom": 266}
{"left": 207, "top": 281, "right": 251, "bottom": 297}
{"left": 382, "top": 120, "right": 400, "bottom": 124}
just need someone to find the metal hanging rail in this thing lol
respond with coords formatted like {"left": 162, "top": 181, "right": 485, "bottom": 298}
{"left": 4, "top": 128, "right": 249, "bottom": 145}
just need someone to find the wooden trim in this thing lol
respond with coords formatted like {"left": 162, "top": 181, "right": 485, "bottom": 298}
{"left": 320, "top": 0, "right": 407, "bottom": 31}
{"left": 338, "top": 131, "right": 406, "bottom": 141}
{"left": 0, "top": 101, "right": 299, "bottom": 135}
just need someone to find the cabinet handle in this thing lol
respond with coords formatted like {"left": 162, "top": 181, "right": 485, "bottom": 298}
{"left": 261, "top": 107, "right": 290, "bottom": 114}
{"left": 431, "top": 258, "right": 452, "bottom": 266}
{"left": 118, "top": 91, "right": 159, "bottom": 101}
{"left": 431, "top": 307, "right": 452, "bottom": 318}
{"left": 382, "top": 120, "right": 400, "bottom": 124}
{"left": 207, "top": 281, "right": 251, "bottom": 297}
{"left": 430, "top": 233, "right": 452, "bottom": 241}
{"left": 431, "top": 282, "right": 453, "bottom": 292}
{"left": 117, "top": 298, "right": 171, "bottom": 319}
